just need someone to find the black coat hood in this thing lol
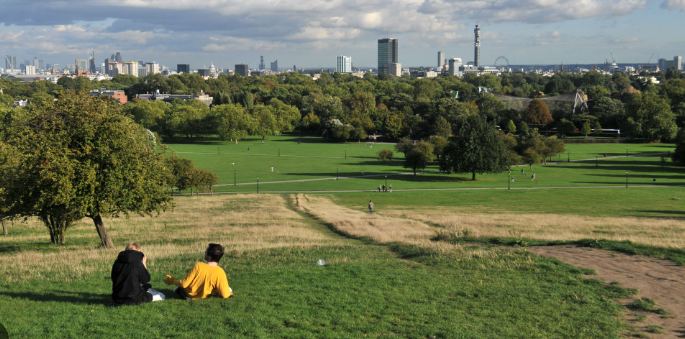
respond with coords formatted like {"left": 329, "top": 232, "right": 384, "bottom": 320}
{"left": 111, "top": 250, "right": 152, "bottom": 306}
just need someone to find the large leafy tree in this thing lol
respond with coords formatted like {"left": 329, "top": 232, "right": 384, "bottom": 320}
{"left": 212, "top": 104, "right": 255, "bottom": 144}
{"left": 623, "top": 92, "right": 677, "bottom": 142}
{"left": 0, "top": 91, "right": 173, "bottom": 247}
{"left": 440, "top": 114, "right": 509, "bottom": 180}
{"left": 403, "top": 141, "right": 435, "bottom": 176}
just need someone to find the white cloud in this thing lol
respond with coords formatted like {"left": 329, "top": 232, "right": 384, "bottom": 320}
{"left": 661, "top": 0, "right": 685, "bottom": 10}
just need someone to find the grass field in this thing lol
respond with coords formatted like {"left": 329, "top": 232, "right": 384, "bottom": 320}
{"left": 1, "top": 135, "right": 683, "bottom": 338}
{"left": 0, "top": 194, "right": 640, "bottom": 338}
{"left": 164, "top": 135, "right": 681, "bottom": 193}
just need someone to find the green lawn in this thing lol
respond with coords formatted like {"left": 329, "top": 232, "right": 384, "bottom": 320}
{"left": 165, "top": 136, "right": 681, "bottom": 193}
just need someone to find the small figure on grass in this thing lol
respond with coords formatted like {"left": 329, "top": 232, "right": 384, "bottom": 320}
{"left": 378, "top": 185, "right": 381, "bottom": 192}
{"left": 368, "top": 200, "right": 374, "bottom": 214}
{"left": 271, "top": 167, "right": 274, "bottom": 173}
{"left": 389, "top": 185, "right": 393, "bottom": 192}
{"left": 164, "top": 243, "right": 232, "bottom": 300}
{"left": 382, "top": 184, "right": 386, "bottom": 192}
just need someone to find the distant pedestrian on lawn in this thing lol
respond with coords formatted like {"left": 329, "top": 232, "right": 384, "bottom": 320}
{"left": 368, "top": 200, "right": 374, "bottom": 214}
{"left": 521, "top": 169, "right": 524, "bottom": 175}
{"left": 111, "top": 242, "right": 164, "bottom": 306}
{"left": 271, "top": 167, "right": 274, "bottom": 173}
{"left": 164, "top": 243, "right": 232, "bottom": 300}
{"left": 378, "top": 185, "right": 381, "bottom": 192}
{"left": 247, "top": 147, "right": 250, "bottom": 151}
{"left": 511, "top": 177, "right": 515, "bottom": 182}
{"left": 361, "top": 170, "right": 364, "bottom": 176}
{"left": 382, "top": 184, "right": 386, "bottom": 192}
{"left": 389, "top": 185, "right": 393, "bottom": 192}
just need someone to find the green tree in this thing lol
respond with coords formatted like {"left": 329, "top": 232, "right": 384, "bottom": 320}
{"left": 671, "top": 129, "right": 685, "bottom": 165}
{"left": 580, "top": 122, "right": 592, "bottom": 137}
{"left": 124, "top": 100, "right": 169, "bottom": 131}
{"left": 505, "top": 120, "right": 517, "bottom": 134}
{"left": 439, "top": 114, "right": 509, "bottom": 180}
{"left": 213, "top": 104, "right": 255, "bottom": 144}
{"left": 0, "top": 91, "right": 172, "bottom": 247}
{"left": 623, "top": 92, "right": 677, "bottom": 141}
{"left": 476, "top": 93, "right": 506, "bottom": 122}
{"left": 403, "top": 141, "right": 435, "bottom": 175}
{"left": 558, "top": 119, "right": 577, "bottom": 138}
{"left": 165, "top": 154, "right": 194, "bottom": 194}
{"left": 251, "top": 105, "right": 278, "bottom": 140}
{"left": 432, "top": 116, "right": 452, "bottom": 138}
{"left": 377, "top": 149, "right": 394, "bottom": 163}
{"left": 593, "top": 121, "right": 603, "bottom": 135}
{"left": 394, "top": 138, "right": 414, "bottom": 157}
{"left": 429, "top": 135, "right": 448, "bottom": 162}
{"left": 522, "top": 99, "right": 553, "bottom": 126}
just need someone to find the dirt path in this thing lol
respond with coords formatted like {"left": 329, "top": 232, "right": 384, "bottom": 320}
{"left": 527, "top": 246, "right": 685, "bottom": 338}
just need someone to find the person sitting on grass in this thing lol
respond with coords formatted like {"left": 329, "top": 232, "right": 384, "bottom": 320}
{"left": 164, "top": 243, "right": 232, "bottom": 300}
{"left": 111, "top": 242, "right": 163, "bottom": 306}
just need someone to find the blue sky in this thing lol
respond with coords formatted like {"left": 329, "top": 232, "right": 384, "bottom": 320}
{"left": 0, "top": 0, "right": 683, "bottom": 69}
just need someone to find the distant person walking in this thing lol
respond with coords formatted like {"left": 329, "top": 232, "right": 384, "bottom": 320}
{"left": 511, "top": 177, "right": 515, "bottom": 183}
{"left": 368, "top": 200, "right": 374, "bottom": 214}
{"left": 382, "top": 184, "right": 386, "bottom": 192}
{"left": 389, "top": 185, "right": 393, "bottom": 192}
{"left": 361, "top": 170, "right": 364, "bottom": 176}
{"left": 378, "top": 185, "right": 381, "bottom": 192}
{"left": 521, "top": 169, "right": 524, "bottom": 175}
{"left": 271, "top": 167, "right": 274, "bottom": 173}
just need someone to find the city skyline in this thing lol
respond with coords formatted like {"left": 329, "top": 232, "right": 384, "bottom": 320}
{"left": 0, "top": 0, "right": 684, "bottom": 69}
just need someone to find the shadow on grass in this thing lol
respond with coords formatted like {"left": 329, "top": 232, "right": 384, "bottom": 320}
{"left": 637, "top": 210, "right": 685, "bottom": 217}
{"left": 0, "top": 290, "right": 110, "bottom": 305}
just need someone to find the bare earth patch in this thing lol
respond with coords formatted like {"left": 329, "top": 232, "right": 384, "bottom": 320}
{"left": 527, "top": 246, "right": 685, "bottom": 338}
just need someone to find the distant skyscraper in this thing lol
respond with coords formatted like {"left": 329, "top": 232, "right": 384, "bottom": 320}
{"left": 177, "top": 64, "right": 190, "bottom": 73}
{"left": 474, "top": 24, "right": 481, "bottom": 67}
{"left": 5, "top": 55, "right": 17, "bottom": 70}
{"left": 438, "top": 51, "right": 445, "bottom": 69}
{"left": 235, "top": 63, "right": 249, "bottom": 77}
{"left": 378, "top": 38, "right": 398, "bottom": 75}
{"left": 33, "top": 57, "right": 40, "bottom": 69}
{"left": 293, "top": 65, "right": 297, "bottom": 72}
{"left": 115, "top": 52, "right": 122, "bottom": 63}
{"left": 675, "top": 56, "right": 683, "bottom": 71}
{"left": 145, "top": 61, "right": 160, "bottom": 75}
{"left": 259, "top": 56, "right": 265, "bottom": 70}
{"left": 270, "top": 60, "right": 278, "bottom": 72}
{"left": 336, "top": 56, "right": 352, "bottom": 73}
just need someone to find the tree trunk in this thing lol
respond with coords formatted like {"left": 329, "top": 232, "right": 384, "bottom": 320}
{"left": 472, "top": 171, "right": 476, "bottom": 180}
{"left": 2, "top": 217, "right": 6, "bottom": 235}
{"left": 93, "top": 215, "right": 114, "bottom": 248}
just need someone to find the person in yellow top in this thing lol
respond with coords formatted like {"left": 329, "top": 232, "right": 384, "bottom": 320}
{"left": 164, "top": 243, "right": 233, "bottom": 300}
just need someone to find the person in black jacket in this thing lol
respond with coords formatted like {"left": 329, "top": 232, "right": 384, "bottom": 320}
{"left": 111, "top": 242, "right": 153, "bottom": 306}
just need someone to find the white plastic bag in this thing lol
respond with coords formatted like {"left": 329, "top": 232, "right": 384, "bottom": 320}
{"left": 147, "top": 288, "right": 166, "bottom": 301}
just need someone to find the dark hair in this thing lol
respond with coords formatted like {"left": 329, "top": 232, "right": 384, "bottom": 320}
{"left": 206, "top": 243, "right": 224, "bottom": 262}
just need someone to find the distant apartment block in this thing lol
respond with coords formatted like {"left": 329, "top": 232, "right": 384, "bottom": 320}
{"left": 271, "top": 60, "right": 278, "bottom": 72}
{"left": 136, "top": 91, "right": 213, "bottom": 106}
{"left": 24, "top": 65, "right": 36, "bottom": 75}
{"left": 659, "top": 56, "right": 683, "bottom": 71}
{"left": 448, "top": 58, "right": 463, "bottom": 76}
{"left": 145, "top": 62, "right": 160, "bottom": 75}
{"left": 388, "top": 62, "right": 402, "bottom": 77}
{"left": 235, "top": 64, "right": 249, "bottom": 77}
{"left": 437, "top": 51, "right": 445, "bottom": 69}
{"left": 336, "top": 56, "right": 352, "bottom": 73}
{"left": 123, "top": 61, "right": 138, "bottom": 77}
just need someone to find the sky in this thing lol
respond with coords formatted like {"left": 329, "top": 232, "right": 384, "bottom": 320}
{"left": 0, "top": 0, "right": 684, "bottom": 70}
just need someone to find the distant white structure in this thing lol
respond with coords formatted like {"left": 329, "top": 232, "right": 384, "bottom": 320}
{"left": 336, "top": 56, "right": 352, "bottom": 73}
{"left": 145, "top": 61, "right": 160, "bottom": 75}
{"left": 388, "top": 62, "right": 402, "bottom": 77}
{"left": 437, "top": 51, "right": 445, "bottom": 69}
{"left": 24, "top": 65, "right": 36, "bottom": 75}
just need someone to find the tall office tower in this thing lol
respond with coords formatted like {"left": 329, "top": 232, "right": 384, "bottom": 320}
{"left": 177, "top": 64, "right": 190, "bottom": 73}
{"left": 336, "top": 55, "right": 352, "bottom": 73}
{"left": 448, "top": 58, "right": 462, "bottom": 76}
{"left": 293, "top": 65, "right": 297, "bottom": 72}
{"left": 235, "top": 63, "right": 249, "bottom": 77}
{"left": 259, "top": 56, "right": 265, "bottom": 70}
{"left": 75, "top": 58, "right": 82, "bottom": 73}
{"left": 88, "top": 50, "right": 96, "bottom": 74}
{"left": 145, "top": 61, "right": 160, "bottom": 75}
{"left": 52, "top": 64, "right": 59, "bottom": 73}
{"left": 438, "top": 51, "right": 445, "bottom": 69}
{"left": 676, "top": 56, "right": 683, "bottom": 71}
{"left": 474, "top": 24, "right": 480, "bottom": 67}
{"left": 270, "top": 60, "right": 278, "bottom": 72}
{"left": 377, "top": 38, "right": 398, "bottom": 74}
{"left": 5, "top": 55, "right": 17, "bottom": 69}
{"left": 39, "top": 59, "right": 44, "bottom": 70}
{"left": 115, "top": 52, "right": 122, "bottom": 62}
{"left": 33, "top": 57, "right": 40, "bottom": 69}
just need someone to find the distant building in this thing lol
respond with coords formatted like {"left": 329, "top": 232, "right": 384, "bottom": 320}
{"left": 235, "top": 63, "right": 249, "bottom": 77}
{"left": 659, "top": 56, "right": 683, "bottom": 71}
{"left": 5, "top": 55, "right": 17, "bottom": 70}
{"left": 259, "top": 56, "right": 265, "bottom": 70}
{"left": 448, "top": 58, "right": 462, "bottom": 76}
{"left": 198, "top": 69, "right": 211, "bottom": 77}
{"left": 438, "top": 51, "right": 445, "bottom": 69}
{"left": 293, "top": 65, "right": 297, "bottom": 72}
{"left": 114, "top": 52, "right": 122, "bottom": 63}
{"left": 474, "top": 25, "right": 481, "bottom": 67}
{"left": 90, "top": 88, "right": 127, "bottom": 105}
{"left": 388, "top": 62, "right": 402, "bottom": 77}
{"left": 145, "top": 62, "right": 160, "bottom": 75}
{"left": 177, "top": 64, "right": 190, "bottom": 73}
{"left": 122, "top": 61, "right": 138, "bottom": 77}
{"left": 336, "top": 55, "right": 352, "bottom": 73}
{"left": 271, "top": 60, "right": 278, "bottom": 72}
{"left": 108, "top": 62, "right": 123, "bottom": 76}
{"left": 377, "top": 38, "right": 398, "bottom": 74}
{"left": 24, "top": 65, "right": 36, "bottom": 75}
{"left": 136, "top": 91, "right": 213, "bottom": 106}
{"left": 33, "top": 57, "right": 40, "bottom": 70}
